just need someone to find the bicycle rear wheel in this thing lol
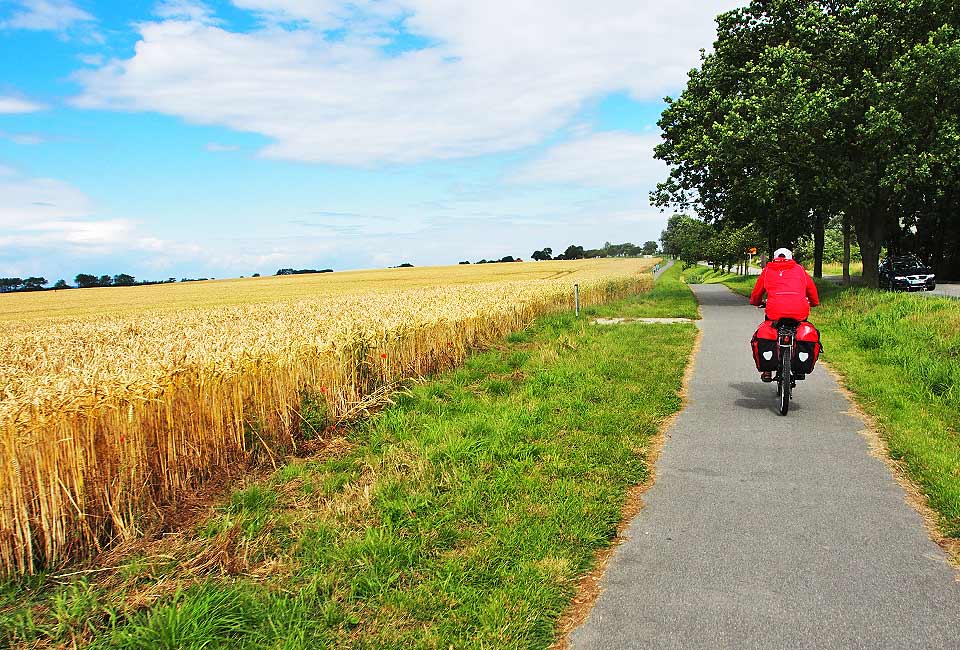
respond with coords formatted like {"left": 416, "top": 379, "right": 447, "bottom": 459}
{"left": 778, "top": 350, "right": 791, "bottom": 415}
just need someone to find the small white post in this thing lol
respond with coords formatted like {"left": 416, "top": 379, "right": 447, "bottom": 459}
{"left": 574, "top": 283, "right": 580, "bottom": 317}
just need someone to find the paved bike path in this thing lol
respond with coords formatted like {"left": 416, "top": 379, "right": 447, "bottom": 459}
{"left": 571, "top": 283, "right": 960, "bottom": 649}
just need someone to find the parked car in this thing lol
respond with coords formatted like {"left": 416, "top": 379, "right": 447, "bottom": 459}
{"left": 878, "top": 255, "right": 937, "bottom": 291}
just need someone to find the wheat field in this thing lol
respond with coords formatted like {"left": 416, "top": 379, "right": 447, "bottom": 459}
{"left": 0, "top": 258, "right": 655, "bottom": 574}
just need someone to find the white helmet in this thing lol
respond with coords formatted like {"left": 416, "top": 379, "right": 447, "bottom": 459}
{"left": 773, "top": 247, "right": 793, "bottom": 260}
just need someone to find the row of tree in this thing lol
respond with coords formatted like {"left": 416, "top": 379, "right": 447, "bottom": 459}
{"left": 74, "top": 273, "right": 138, "bottom": 288}
{"left": 275, "top": 268, "right": 332, "bottom": 275}
{"left": 0, "top": 273, "right": 232, "bottom": 292}
{"left": 661, "top": 214, "right": 863, "bottom": 271}
{"left": 464, "top": 257, "right": 523, "bottom": 264}
{"left": 653, "top": 0, "right": 959, "bottom": 285}
{"left": 530, "top": 241, "right": 658, "bottom": 261}
{"left": 0, "top": 277, "right": 54, "bottom": 293}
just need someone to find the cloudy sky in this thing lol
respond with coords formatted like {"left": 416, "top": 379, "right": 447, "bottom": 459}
{"left": 0, "top": 0, "right": 738, "bottom": 281}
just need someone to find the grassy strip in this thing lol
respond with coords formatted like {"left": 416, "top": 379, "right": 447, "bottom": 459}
{"left": 2, "top": 281, "right": 697, "bottom": 649}
{"left": 585, "top": 262, "right": 699, "bottom": 320}
{"left": 704, "top": 271, "right": 754, "bottom": 297}
{"left": 709, "top": 271, "right": 960, "bottom": 540}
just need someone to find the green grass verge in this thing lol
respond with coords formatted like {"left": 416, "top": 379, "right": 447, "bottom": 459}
{"left": 585, "top": 261, "right": 699, "bottom": 320}
{"left": 803, "top": 261, "right": 863, "bottom": 278}
{"left": 2, "top": 277, "right": 698, "bottom": 649}
{"left": 710, "top": 271, "right": 960, "bottom": 540}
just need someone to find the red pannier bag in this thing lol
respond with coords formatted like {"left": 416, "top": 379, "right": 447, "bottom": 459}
{"left": 794, "top": 321, "right": 822, "bottom": 374}
{"left": 751, "top": 320, "right": 779, "bottom": 372}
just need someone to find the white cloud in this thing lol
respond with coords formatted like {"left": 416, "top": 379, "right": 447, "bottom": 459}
{"left": 73, "top": 0, "right": 740, "bottom": 166}
{"left": 0, "top": 130, "right": 45, "bottom": 145}
{"left": 0, "top": 0, "right": 94, "bottom": 32}
{"left": 154, "top": 0, "right": 218, "bottom": 23}
{"left": 511, "top": 132, "right": 666, "bottom": 189}
{"left": 0, "top": 171, "right": 192, "bottom": 257}
{"left": 231, "top": 0, "right": 402, "bottom": 30}
{"left": 0, "top": 95, "right": 47, "bottom": 113}
{"left": 0, "top": 175, "right": 95, "bottom": 225}
{"left": 205, "top": 142, "right": 240, "bottom": 152}
{"left": 78, "top": 53, "right": 104, "bottom": 65}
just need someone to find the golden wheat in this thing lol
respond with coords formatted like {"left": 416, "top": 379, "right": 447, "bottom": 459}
{"left": 0, "top": 258, "right": 655, "bottom": 573}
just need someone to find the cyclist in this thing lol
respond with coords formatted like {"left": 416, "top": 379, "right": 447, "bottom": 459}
{"left": 749, "top": 248, "right": 820, "bottom": 382}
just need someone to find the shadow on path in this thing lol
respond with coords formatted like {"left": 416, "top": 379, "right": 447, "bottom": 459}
{"left": 727, "top": 381, "right": 802, "bottom": 414}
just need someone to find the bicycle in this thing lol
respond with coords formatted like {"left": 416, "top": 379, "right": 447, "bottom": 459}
{"left": 757, "top": 299, "right": 810, "bottom": 416}
{"left": 773, "top": 318, "right": 800, "bottom": 415}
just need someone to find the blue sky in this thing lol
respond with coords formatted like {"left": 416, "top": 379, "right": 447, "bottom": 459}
{"left": 0, "top": 0, "right": 739, "bottom": 282}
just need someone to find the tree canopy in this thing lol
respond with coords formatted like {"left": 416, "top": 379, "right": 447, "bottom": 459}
{"left": 653, "top": 0, "right": 960, "bottom": 284}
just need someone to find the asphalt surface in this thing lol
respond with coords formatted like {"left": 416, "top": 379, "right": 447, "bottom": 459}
{"left": 928, "top": 284, "right": 960, "bottom": 298}
{"left": 653, "top": 259, "right": 675, "bottom": 280}
{"left": 570, "top": 283, "right": 960, "bottom": 650}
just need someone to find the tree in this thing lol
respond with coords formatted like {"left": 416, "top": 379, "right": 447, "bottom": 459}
{"left": 22, "top": 277, "right": 47, "bottom": 291}
{"left": 661, "top": 214, "right": 713, "bottom": 266}
{"left": 75, "top": 274, "right": 98, "bottom": 288}
{"left": 531, "top": 248, "right": 553, "bottom": 261}
{"left": 558, "top": 245, "right": 585, "bottom": 260}
{"left": 0, "top": 278, "right": 23, "bottom": 292}
{"left": 861, "top": 21, "right": 960, "bottom": 279}
{"left": 97, "top": 275, "right": 113, "bottom": 287}
{"left": 652, "top": 0, "right": 960, "bottom": 285}
{"left": 113, "top": 273, "right": 136, "bottom": 286}
{"left": 642, "top": 241, "right": 658, "bottom": 256}
{"left": 53, "top": 279, "right": 69, "bottom": 290}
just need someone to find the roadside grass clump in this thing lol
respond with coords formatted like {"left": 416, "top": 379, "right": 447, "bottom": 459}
{"left": 678, "top": 266, "right": 711, "bottom": 284}
{"left": 1, "top": 275, "right": 697, "bottom": 649}
{"left": 585, "top": 262, "right": 699, "bottom": 320}
{"left": 713, "top": 272, "right": 960, "bottom": 539}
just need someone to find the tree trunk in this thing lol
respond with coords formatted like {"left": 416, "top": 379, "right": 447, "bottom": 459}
{"left": 813, "top": 213, "right": 825, "bottom": 279}
{"left": 842, "top": 212, "right": 851, "bottom": 285}
{"left": 854, "top": 209, "right": 885, "bottom": 288}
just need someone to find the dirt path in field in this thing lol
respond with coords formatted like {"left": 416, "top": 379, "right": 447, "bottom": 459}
{"left": 569, "top": 283, "right": 960, "bottom": 649}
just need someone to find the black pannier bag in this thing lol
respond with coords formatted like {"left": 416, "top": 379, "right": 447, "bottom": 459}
{"left": 793, "top": 321, "right": 822, "bottom": 374}
{"left": 751, "top": 320, "right": 779, "bottom": 372}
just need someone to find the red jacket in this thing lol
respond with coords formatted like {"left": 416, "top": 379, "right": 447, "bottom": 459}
{"left": 749, "top": 258, "right": 820, "bottom": 321}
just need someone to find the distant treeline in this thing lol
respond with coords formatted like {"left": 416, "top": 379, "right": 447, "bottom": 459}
{"left": 0, "top": 277, "right": 52, "bottom": 293}
{"left": 0, "top": 274, "right": 223, "bottom": 293}
{"left": 458, "top": 241, "right": 659, "bottom": 265}
{"left": 275, "top": 268, "right": 333, "bottom": 275}
{"left": 73, "top": 274, "right": 217, "bottom": 288}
